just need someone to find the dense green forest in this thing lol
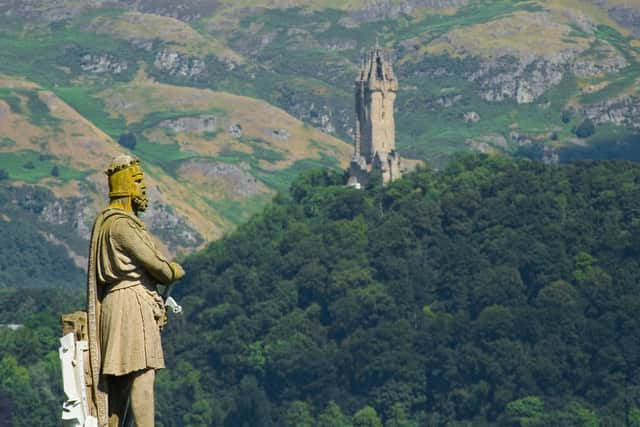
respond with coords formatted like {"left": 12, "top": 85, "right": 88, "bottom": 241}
{"left": 3, "top": 155, "right": 640, "bottom": 425}
{"left": 0, "top": 183, "right": 85, "bottom": 289}
{"left": 168, "top": 155, "right": 640, "bottom": 426}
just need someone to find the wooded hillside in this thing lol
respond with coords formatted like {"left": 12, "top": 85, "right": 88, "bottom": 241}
{"left": 2, "top": 155, "right": 640, "bottom": 426}
{"left": 167, "top": 155, "right": 640, "bottom": 426}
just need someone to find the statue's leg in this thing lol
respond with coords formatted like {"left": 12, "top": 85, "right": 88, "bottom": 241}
{"left": 108, "top": 374, "right": 133, "bottom": 427}
{"left": 130, "top": 368, "right": 155, "bottom": 427}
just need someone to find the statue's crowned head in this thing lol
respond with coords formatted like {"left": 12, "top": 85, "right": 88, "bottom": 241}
{"left": 105, "top": 154, "right": 148, "bottom": 213}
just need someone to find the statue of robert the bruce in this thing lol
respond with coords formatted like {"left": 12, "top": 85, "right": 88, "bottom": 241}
{"left": 86, "top": 154, "right": 185, "bottom": 427}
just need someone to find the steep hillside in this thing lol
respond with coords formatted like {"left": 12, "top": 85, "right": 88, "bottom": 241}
{"left": 1, "top": 0, "right": 640, "bottom": 284}
{"left": 0, "top": 69, "right": 349, "bottom": 282}
{"left": 3, "top": 0, "right": 639, "bottom": 163}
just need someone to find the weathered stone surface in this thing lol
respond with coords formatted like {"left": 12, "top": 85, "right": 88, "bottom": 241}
{"left": 228, "top": 123, "right": 242, "bottom": 138}
{"left": 143, "top": 187, "right": 203, "bottom": 248}
{"left": 464, "top": 134, "right": 507, "bottom": 153}
{"left": 609, "top": 5, "right": 640, "bottom": 37}
{"left": 178, "top": 159, "right": 267, "bottom": 198}
{"left": 0, "top": 0, "right": 100, "bottom": 22}
{"left": 130, "top": 39, "right": 154, "bottom": 51}
{"left": 469, "top": 58, "right": 565, "bottom": 104}
{"left": 154, "top": 50, "right": 206, "bottom": 77}
{"left": 437, "top": 95, "right": 463, "bottom": 108}
{"left": 463, "top": 111, "right": 480, "bottom": 123}
{"left": 266, "top": 128, "right": 290, "bottom": 142}
{"left": 80, "top": 53, "right": 128, "bottom": 74}
{"left": 464, "top": 138, "right": 493, "bottom": 154}
{"left": 349, "top": 47, "right": 402, "bottom": 187}
{"left": 287, "top": 101, "right": 342, "bottom": 135}
{"left": 582, "top": 96, "right": 640, "bottom": 130}
{"left": 571, "top": 43, "right": 627, "bottom": 77}
{"left": 159, "top": 115, "right": 217, "bottom": 133}
{"left": 40, "top": 197, "right": 93, "bottom": 240}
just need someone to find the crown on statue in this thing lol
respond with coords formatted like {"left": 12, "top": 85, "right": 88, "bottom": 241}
{"left": 105, "top": 154, "right": 144, "bottom": 199}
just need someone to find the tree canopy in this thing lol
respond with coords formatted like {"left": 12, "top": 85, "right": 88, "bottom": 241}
{"left": 4, "top": 154, "right": 640, "bottom": 426}
{"left": 164, "top": 154, "right": 640, "bottom": 425}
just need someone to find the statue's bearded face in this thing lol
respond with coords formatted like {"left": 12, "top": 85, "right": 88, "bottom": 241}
{"left": 131, "top": 172, "right": 149, "bottom": 213}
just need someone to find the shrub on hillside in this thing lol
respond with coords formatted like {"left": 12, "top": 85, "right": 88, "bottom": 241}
{"left": 575, "top": 118, "right": 596, "bottom": 138}
{"left": 118, "top": 132, "right": 137, "bottom": 150}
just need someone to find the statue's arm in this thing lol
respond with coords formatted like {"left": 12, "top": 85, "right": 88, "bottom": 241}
{"left": 111, "top": 218, "right": 180, "bottom": 284}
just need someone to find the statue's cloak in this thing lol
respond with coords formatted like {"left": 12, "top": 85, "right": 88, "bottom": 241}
{"left": 87, "top": 209, "right": 121, "bottom": 427}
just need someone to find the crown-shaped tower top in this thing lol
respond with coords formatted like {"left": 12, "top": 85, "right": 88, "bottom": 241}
{"left": 357, "top": 45, "right": 398, "bottom": 92}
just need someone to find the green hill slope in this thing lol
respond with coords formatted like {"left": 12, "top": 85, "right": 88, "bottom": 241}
{"left": 0, "top": 1, "right": 639, "bottom": 278}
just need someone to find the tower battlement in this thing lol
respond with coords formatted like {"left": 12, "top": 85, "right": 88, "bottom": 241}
{"left": 357, "top": 47, "right": 398, "bottom": 92}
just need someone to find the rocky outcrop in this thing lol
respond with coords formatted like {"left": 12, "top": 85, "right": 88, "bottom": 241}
{"left": 229, "top": 123, "right": 243, "bottom": 138}
{"left": 289, "top": 101, "right": 343, "bottom": 135}
{"left": 463, "top": 111, "right": 480, "bottom": 123}
{"left": 348, "top": 0, "right": 467, "bottom": 22}
{"left": 0, "top": 0, "right": 99, "bottom": 22}
{"left": 159, "top": 115, "right": 217, "bottom": 133}
{"left": 436, "top": 94, "right": 463, "bottom": 108}
{"left": 80, "top": 53, "right": 128, "bottom": 74}
{"left": 266, "top": 128, "right": 290, "bottom": 142}
{"left": 143, "top": 186, "right": 203, "bottom": 249}
{"left": 582, "top": 96, "right": 640, "bottom": 130}
{"left": 178, "top": 159, "right": 267, "bottom": 198}
{"left": 154, "top": 51, "right": 206, "bottom": 78}
{"left": 465, "top": 40, "right": 624, "bottom": 104}
{"left": 41, "top": 198, "right": 92, "bottom": 240}
{"left": 130, "top": 39, "right": 155, "bottom": 52}
{"left": 571, "top": 43, "right": 627, "bottom": 77}
{"left": 464, "top": 134, "right": 508, "bottom": 154}
{"left": 469, "top": 57, "right": 565, "bottom": 104}
{"left": 608, "top": 5, "right": 640, "bottom": 37}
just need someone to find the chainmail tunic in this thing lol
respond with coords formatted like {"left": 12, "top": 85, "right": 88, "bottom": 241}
{"left": 93, "top": 208, "right": 174, "bottom": 376}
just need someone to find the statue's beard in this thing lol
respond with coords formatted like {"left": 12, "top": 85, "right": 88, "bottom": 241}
{"left": 132, "top": 194, "right": 149, "bottom": 213}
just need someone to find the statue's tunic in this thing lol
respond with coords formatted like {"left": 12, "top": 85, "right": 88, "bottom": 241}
{"left": 93, "top": 208, "right": 174, "bottom": 376}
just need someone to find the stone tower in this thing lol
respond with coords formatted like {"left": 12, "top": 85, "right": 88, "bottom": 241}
{"left": 348, "top": 46, "right": 402, "bottom": 188}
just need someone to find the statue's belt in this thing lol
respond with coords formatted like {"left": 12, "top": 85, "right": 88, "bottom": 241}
{"left": 104, "top": 280, "right": 141, "bottom": 293}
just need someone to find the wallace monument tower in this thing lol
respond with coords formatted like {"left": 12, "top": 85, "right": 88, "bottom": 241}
{"left": 348, "top": 46, "right": 402, "bottom": 188}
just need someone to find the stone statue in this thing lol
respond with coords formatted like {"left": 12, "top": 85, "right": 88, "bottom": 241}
{"left": 85, "top": 154, "right": 185, "bottom": 427}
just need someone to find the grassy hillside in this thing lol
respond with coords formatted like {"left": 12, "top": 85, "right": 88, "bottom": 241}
{"left": 0, "top": 67, "right": 350, "bottom": 275}
{"left": 0, "top": 0, "right": 640, "bottom": 283}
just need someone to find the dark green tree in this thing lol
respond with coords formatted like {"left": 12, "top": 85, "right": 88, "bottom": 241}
{"left": 118, "top": 132, "right": 137, "bottom": 150}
